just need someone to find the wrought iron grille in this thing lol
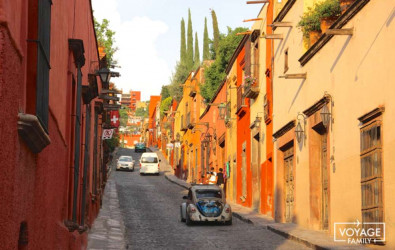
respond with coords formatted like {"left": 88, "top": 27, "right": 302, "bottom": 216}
{"left": 360, "top": 120, "right": 384, "bottom": 237}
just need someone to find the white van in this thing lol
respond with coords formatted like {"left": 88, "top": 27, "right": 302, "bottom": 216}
{"left": 139, "top": 152, "right": 160, "bottom": 175}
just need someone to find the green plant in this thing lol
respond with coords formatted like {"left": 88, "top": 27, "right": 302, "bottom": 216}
{"left": 316, "top": 0, "right": 341, "bottom": 19}
{"left": 297, "top": 7, "right": 321, "bottom": 38}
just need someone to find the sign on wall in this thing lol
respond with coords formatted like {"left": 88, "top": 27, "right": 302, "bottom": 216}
{"left": 102, "top": 129, "right": 114, "bottom": 140}
{"left": 110, "top": 110, "right": 120, "bottom": 128}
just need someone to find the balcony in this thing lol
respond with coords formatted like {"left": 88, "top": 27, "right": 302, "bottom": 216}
{"left": 243, "top": 82, "right": 259, "bottom": 99}
{"left": 189, "top": 87, "right": 197, "bottom": 97}
{"left": 187, "top": 112, "right": 195, "bottom": 129}
{"left": 236, "top": 86, "right": 247, "bottom": 115}
{"left": 180, "top": 115, "right": 187, "bottom": 131}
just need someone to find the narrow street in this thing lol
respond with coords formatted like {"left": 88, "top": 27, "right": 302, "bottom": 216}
{"left": 113, "top": 148, "right": 309, "bottom": 249}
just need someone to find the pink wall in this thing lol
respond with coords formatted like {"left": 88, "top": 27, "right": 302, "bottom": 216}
{"left": 0, "top": 0, "right": 102, "bottom": 249}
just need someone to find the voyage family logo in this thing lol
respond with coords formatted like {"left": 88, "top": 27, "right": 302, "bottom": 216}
{"left": 334, "top": 220, "right": 385, "bottom": 244}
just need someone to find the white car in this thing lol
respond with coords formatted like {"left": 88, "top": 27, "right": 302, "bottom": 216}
{"left": 139, "top": 152, "right": 160, "bottom": 175}
{"left": 116, "top": 156, "right": 134, "bottom": 171}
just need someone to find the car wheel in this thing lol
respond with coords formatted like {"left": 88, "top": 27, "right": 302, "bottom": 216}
{"left": 180, "top": 206, "right": 186, "bottom": 222}
{"left": 186, "top": 213, "right": 193, "bottom": 226}
{"left": 224, "top": 218, "right": 232, "bottom": 226}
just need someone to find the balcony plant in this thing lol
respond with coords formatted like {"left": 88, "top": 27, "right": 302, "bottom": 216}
{"left": 243, "top": 75, "right": 256, "bottom": 88}
{"left": 315, "top": 0, "right": 342, "bottom": 33}
{"left": 297, "top": 7, "right": 321, "bottom": 45}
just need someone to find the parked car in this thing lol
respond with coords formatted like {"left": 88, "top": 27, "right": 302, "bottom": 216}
{"left": 116, "top": 156, "right": 134, "bottom": 171}
{"left": 180, "top": 185, "right": 232, "bottom": 225}
{"left": 139, "top": 152, "right": 160, "bottom": 175}
{"left": 135, "top": 143, "right": 146, "bottom": 153}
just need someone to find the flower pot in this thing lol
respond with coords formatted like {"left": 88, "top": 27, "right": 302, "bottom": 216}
{"left": 320, "top": 16, "right": 338, "bottom": 34}
{"left": 340, "top": 0, "right": 356, "bottom": 14}
{"left": 309, "top": 30, "right": 322, "bottom": 46}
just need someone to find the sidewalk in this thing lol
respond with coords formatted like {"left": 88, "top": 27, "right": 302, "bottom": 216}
{"left": 87, "top": 149, "right": 127, "bottom": 250}
{"left": 151, "top": 147, "right": 367, "bottom": 250}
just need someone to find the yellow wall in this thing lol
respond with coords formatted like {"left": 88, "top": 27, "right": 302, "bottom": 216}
{"left": 226, "top": 63, "right": 238, "bottom": 202}
{"left": 250, "top": 6, "right": 268, "bottom": 166}
{"left": 272, "top": 0, "right": 395, "bottom": 245}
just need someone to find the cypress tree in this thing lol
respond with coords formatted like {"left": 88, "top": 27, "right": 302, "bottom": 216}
{"left": 186, "top": 9, "right": 194, "bottom": 69}
{"left": 180, "top": 18, "right": 186, "bottom": 64}
{"left": 203, "top": 17, "right": 209, "bottom": 61}
{"left": 194, "top": 32, "right": 200, "bottom": 68}
{"left": 211, "top": 9, "right": 220, "bottom": 59}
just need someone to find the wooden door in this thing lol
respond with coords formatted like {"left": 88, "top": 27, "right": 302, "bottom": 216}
{"left": 284, "top": 147, "right": 294, "bottom": 223}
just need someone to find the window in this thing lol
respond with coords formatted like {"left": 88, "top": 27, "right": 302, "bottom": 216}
{"left": 36, "top": 0, "right": 52, "bottom": 131}
{"left": 253, "top": 40, "right": 259, "bottom": 86}
{"left": 360, "top": 118, "right": 383, "bottom": 235}
{"left": 196, "top": 190, "right": 222, "bottom": 199}
{"left": 141, "top": 157, "right": 158, "bottom": 163}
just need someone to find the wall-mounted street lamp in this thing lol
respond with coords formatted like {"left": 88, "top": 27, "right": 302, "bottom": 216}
{"left": 207, "top": 103, "right": 227, "bottom": 120}
{"left": 321, "top": 92, "right": 334, "bottom": 129}
{"left": 253, "top": 116, "right": 262, "bottom": 128}
{"left": 97, "top": 67, "right": 112, "bottom": 86}
{"left": 295, "top": 113, "right": 307, "bottom": 144}
{"left": 320, "top": 104, "right": 331, "bottom": 128}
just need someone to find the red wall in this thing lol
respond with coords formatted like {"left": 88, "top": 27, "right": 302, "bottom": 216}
{"left": 0, "top": 0, "right": 103, "bottom": 249}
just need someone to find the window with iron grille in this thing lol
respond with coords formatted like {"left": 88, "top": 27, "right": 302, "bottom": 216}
{"left": 360, "top": 118, "right": 384, "bottom": 234}
{"left": 36, "top": 0, "right": 52, "bottom": 131}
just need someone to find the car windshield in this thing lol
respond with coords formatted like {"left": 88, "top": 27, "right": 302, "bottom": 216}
{"left": 141, "top": 157, "right": 158, "bottom": 163}
{"left": 119, "top": 157, "right": 132, "bottom": 162}
{"left": 195, "top": 190, "right": 222, "bottom": 199}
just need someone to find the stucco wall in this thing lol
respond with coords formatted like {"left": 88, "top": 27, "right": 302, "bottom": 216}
{"left": 272, "top": 0, "right": 395, "bottom": 244}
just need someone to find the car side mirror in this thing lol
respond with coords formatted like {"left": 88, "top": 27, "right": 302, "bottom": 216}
{"left": 182, "top": 196, "right": 188, "bottom": 200}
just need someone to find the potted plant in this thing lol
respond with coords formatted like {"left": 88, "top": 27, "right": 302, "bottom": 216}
{"left": 315, "top": 0, "right": 342, "bottom": 33}
{"left": 340, "top": 0, "right": 356, "bottom": 14}
{"left": 243, "top": 75, "right": 256, "bottom": 90}
{"left": 297, "top": 7, "right": 321, "bottom": 46}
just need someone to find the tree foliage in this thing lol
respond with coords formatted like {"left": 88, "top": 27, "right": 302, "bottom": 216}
{"left": 160, "top": 96, "right": 173, "bottom": 117}
{"left": 186, "top": 9, "right": 194, "bottom": 69}
{"left": 94, "top": 18, "right": 118, "bottom": 66}
{"left": 119, "top": 107, "right": 129, "bottom": 127}
{"left": 203, "top": 17, "right": 210, "bottom": 61}
{"left": 211, "top": 10, "right": 220, "bottom": 59}
{"left": 161, "top": 85, "right": 170, "bottom": 99}
{"left": 180, "top": 18, "right": 186, "bottom": 64}
{"left": 135, "top": 107, "right": 148, "bottom": 118}
{"left": 194, "top": 32, "right": 200, "bottom": 68}
{"left": 200, "top": 27, "right": 248, "bottom": 101}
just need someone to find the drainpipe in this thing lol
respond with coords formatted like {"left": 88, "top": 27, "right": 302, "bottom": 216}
{"left": 80, "top": 104, "right": 90, "bottom": 226}
{"left": 72, "top": 65, "right": 82, "bottom": 222}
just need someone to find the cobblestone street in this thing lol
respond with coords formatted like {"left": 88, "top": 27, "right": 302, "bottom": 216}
{"left": 113, "top": 148, "right": 309, "bottom": 250}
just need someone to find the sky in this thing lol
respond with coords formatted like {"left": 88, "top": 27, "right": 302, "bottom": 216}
{"left": 92, "top": 0, "right": 261, "bottom": 101}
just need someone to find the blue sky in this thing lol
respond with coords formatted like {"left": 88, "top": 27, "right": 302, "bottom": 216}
{"left": 92, "top": 0, "right": 261, "bottom": 100}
